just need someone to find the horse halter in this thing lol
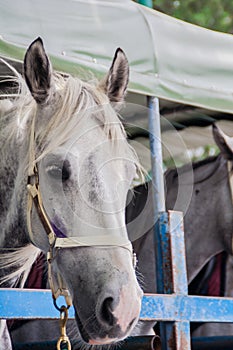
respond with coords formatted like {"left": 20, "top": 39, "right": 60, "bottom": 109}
{"left": 26, "top": 116, "right": 137, "bottom": 308}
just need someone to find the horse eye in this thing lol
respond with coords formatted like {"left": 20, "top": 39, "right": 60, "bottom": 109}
{"left": 62, "top": 164, "right": 70, "bottom": 181}
{"left": 47, "top": 163, "right": 70, "bottom": 182}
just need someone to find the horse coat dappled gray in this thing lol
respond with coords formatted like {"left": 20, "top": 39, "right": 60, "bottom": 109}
{"left": 0, "top": 37, "right": 144, "bottom": 348}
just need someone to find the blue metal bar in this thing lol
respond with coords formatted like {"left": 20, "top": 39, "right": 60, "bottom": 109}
{"left": 154, "top": 212, "right": 169, "bottom": 294}
{"left": 156, "top": 212, "right": 174, "bottom": 350}
{"left": 2, "top": 289, "right": 233, "bottom": 322}
{"left": 169, "top": 211, "right": 188, "bottom": 295}
{"left": 147, "top": 96, "right": 170, "bottom": 348}
{"left": 175, "top": 321, "right": 191, "bottom": 350}
{"left": 148, "top": 96, "right": 166, "bottom": 295}
{"left": 141, "top": 294, "right": 233, "bottom": 322}
{"left": 147, "top": 95, "right": 190, "bottom": 349}
{"left": 147, "top": 95, "right": 172, "bottom": 350}
{"left": 148, "top": 96, "right": 165, "bottom": 216}
{"left": 156, "top": 211, "right": 191, "bottom": 350}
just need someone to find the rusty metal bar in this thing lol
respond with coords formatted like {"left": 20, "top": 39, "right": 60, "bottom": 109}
{"left": 154, "top": 211, "right": 191, "bottom": 350}
{"left": 155, "top": 212, "right": 173, "bottom": 350}
{"left": 168, "top": 211, "right": 188, "bottom": 295}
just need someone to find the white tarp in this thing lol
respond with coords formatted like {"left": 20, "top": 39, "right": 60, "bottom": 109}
{"left": 1, "top": 0, "right": 233, "bottom": 114}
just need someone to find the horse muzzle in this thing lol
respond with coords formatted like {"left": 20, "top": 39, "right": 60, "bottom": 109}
{"left": 75, "top": 281, "right": 142, "bottom": 344}
{"left": 54, "top": 246, "right": 142, "bottom": 345}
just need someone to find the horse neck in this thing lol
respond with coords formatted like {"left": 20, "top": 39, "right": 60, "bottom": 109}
{"left": 0, "top": 118, "right": 29, "bottom": 249}
{"left": 0, "top": 116, "right": 41, "bottom": 287}
{"left": 166, "top": 155, "right": 233, "bottom": 283}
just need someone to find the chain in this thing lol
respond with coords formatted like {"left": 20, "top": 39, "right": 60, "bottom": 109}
{"left": 57, "top": 306, "right": 72, "bottom": 350}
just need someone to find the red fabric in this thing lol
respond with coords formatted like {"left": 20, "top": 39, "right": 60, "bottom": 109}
{"left": 24, "top": 253, "right": 46, "bottom": 289}
{"left": 207, "top": 253, "right": 223, "bottom": 297}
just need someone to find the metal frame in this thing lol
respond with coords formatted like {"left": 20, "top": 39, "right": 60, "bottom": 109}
{"left": 147, "top": 96, "right": 233, "bottom": 349}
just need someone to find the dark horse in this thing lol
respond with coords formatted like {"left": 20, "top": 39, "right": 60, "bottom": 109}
{"left": 127, "top": 123, "right": 233, "bottom": 336}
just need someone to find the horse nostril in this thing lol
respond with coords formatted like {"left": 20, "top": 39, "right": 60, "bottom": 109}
{"left": 100, "top": 297, "right": 115, "bottom": 327}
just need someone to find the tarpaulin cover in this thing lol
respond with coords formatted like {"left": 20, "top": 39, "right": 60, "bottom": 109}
{"left": 1, "top": 0, "right": 233, "bottom": 114}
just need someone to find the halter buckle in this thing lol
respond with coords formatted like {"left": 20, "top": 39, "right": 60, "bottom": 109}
{"left": 27, "top": 183, "right": 38, "bottom": 198}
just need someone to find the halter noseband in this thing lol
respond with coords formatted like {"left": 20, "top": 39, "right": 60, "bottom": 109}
{"left": 26, "top": 118, "right": 136, "bottom": 308}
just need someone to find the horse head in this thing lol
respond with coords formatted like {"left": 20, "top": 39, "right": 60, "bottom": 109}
{"left": 23, "top": 38, "right": 143, "bottom": 345}
{"left": 213, "top": 123, "right": 233, "bottom": 161}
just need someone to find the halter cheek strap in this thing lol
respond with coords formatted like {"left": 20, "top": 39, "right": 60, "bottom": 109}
{"left": 27, "top": 170, "right": 72, "bottom": 307}
{"left": 27, "top": 172, "right": 56, "bottom": 246}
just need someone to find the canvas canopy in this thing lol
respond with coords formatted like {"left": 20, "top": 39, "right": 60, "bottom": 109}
{"left": 1, "top": 0, "right": 233, "bottom": 164}
{"left": 1, "top": 0, "right": 233, "bottom": 113}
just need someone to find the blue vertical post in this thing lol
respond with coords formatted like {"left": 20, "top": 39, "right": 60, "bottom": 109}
{"left": 148, "top": 96, "right": 165, "bottom": 294}
{"left": 148, "top": 97, "right": 165, "bottom": 215}
{"left": 147, "top": 96, "right": 168, "bottom": 346}
{"left": 169, "top": 211, "right": 191, "bottom": 350}
{"left": 156, "top": 211, "right": 191, "bottom": 350}
{"left": 147, "top": 95, "right": 191, "bottom": 350}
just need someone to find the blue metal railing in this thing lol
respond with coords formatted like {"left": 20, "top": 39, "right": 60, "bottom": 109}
{"left": 2, "top": 286, "right": 233, "bottom": 323}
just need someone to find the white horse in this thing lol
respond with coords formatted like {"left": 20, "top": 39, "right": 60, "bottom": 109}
{"left": 0, "top": 37, "right": 144, "bottom": 349}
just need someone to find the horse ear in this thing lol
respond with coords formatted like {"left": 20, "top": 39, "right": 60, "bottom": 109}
{"left": 24, "top": 37, "right": 52, "bottom": 104}
{"left": 101, "top": 48, "right": 129, "bottom": 103}
{"left": 212, "top": 124, "right": 233, "bottom": 159}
